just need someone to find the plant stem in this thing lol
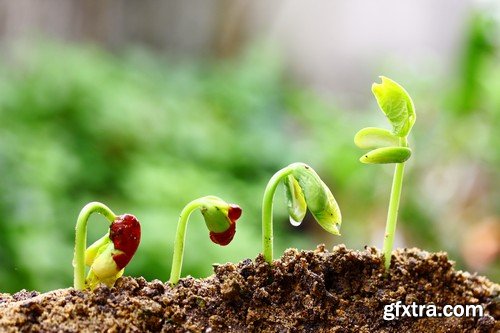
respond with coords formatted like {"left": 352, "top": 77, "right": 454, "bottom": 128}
{"left": 169, "top": 198, "right": 206, "bottom": 285}
{"left": 262, "top": 166, "right": 294, "bottom": 264}
{"left": 73, "top": 202, "right": 116, "bottom": 290}
{"left": 382, "top": 137, "right": 407, "bottom": 270}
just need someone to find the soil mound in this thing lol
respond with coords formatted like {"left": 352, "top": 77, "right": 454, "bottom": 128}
{"left": 1, "top": 245, "right": 498, "bottom": 332}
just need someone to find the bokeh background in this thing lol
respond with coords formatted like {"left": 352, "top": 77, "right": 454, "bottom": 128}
{"left": 0, "top": 1, "right": 498, "bottom": 293}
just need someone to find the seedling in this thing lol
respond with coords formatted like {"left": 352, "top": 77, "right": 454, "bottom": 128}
{"left": 73, "top": 202, "right": 141, "bottom": 290}
{"left": 169, "top": 196, "right": 242, "bottom": 285}
{"left": 354, "top": 76, "right": 416, "bottom": 270}
{"left": 262, "top": 162, "right": 342, "bottom": 263}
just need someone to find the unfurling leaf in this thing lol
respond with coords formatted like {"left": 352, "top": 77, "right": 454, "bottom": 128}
{"left": 284, "top": 175, "right": 307, "bottom": 226}
{"left": 360, "top": 147, "right": 412, "bottom": 164}
{"left": 372, "top": 76, "right": 416, "bottom": 137}
{"left": 291, "top": 164, "right": 341, "bottom": 235}
{"left": 354, "top": 127, "right": 399, "bottom": 149}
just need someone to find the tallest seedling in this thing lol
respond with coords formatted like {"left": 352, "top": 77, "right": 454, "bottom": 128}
{"left": 354, "top": 76, "right": 416, "bottom": 270}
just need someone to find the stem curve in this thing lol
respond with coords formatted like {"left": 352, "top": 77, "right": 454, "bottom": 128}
{"left": 169, "top": 198, "right": 207, "bottom": 286}
{"left": 262, "top": 165, "right": 295, "bottom": 264}
{"left": 73, "top": 202, "right": 116, "bottom": 290}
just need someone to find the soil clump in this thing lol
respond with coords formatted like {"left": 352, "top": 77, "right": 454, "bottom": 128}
{"left": 0, "top": 245, "right": 498, "bottom": 332}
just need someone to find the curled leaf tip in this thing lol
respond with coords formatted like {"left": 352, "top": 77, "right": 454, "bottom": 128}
{"left": 372, "top": 76, "right": 415, "bottom": 137}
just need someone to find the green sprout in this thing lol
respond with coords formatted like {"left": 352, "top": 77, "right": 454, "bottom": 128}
{"left": 354, "top": 76, "right": 416, "bottom": 270}
{"left": 262, "top": 162, "right": 342, "bottom": 264}
{"left": 169, "top": 196, "right": 242, "bottom": 285}
{"left": 73, "top": 202, "right": 141, "bottom": 290}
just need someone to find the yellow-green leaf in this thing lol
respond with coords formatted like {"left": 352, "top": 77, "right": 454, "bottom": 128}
{"left": 291, "top": 164, "right": 341, "bottom": 235}
{"left": 354, "top": 127, "right": 399, "bottom": 149}
{"left": 284, "top": 175, "right": 307, "bottom": 226}
{"left": 199, "top": 196, "right": 232, "bottom": 233}
{"left": 372, "top": 76, "right": 416, "bottom": 137}
{"left": 360, "top": 147, "right": 412, "bottom": 164}
{"left": 85, "top": 233, "right": 111, "bottom": 267}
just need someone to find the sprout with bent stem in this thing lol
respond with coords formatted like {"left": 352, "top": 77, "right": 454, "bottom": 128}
{"left": 73, "top": 202, "right": 141, "bottom": 290}
{"left": 169, "top": 196, "right": 242, "bottom": 285}
{"left": 262, "top": 162, "right": 342, "bottom": 264}
{"left": 354, "top": 76, "right": 416, "bottom": 270}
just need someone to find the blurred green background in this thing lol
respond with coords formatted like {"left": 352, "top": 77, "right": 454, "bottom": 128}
{"left": 0, "top": 2, "right": 498, "bottom": 293}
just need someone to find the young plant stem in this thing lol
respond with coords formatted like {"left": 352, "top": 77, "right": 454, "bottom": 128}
{"left": 382, "top": 137, "right": 407, "bottom": 269}
{"left": 262, "top": 166, "right": 294, "bottom": 264}
{"left": 382, "top": 163, "right": 405, "bottom": 269}
{"left": 169, "top": 198, "right": 206, "bottom": 286}
{"left": 73, "top": 202, "right": 116, "bottom": 290}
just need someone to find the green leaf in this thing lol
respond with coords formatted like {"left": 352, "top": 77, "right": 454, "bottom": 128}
{"left": 284, "top": 175, "right": 307, "bottom": 225}
{"left": 89, "top": 242, "right": 119, "bottom": 279}
{"left": 85, "top": 233, "right": 111, "bottom": 267}
{"left": 372, "top": 76, "right": 416, "bottom": 137}
{"left": 291, "top": 164, "right": 341, "bottom": 235}
{"left": 360, "top": 147, "right": 412, "bottom": 164}
{"left": 354, "top": 127, "right": 399, "bottom": 149}
{"left": 199, "top": 196, "right": 232, "bottom": 233}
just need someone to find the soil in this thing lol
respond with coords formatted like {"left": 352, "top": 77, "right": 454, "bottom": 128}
{"left": 0, "top": 245, "right": 498, "bottom": 332}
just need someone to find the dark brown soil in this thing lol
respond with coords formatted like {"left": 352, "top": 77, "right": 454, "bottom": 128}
{"left": 1, "top": 245, "right": 498, "bottom": 332}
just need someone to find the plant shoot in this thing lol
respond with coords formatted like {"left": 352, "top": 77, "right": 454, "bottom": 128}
{"left": 354, "top": 76, "right": 416, "bottom": 270}
{"left": 169, "top": 196, "right": 242, "bottom": 285}
{"left": 262, "top": 162, "right": 342, "bottom": 264}
{"left": 73, "top": 202, "right": 141, "bottom": 290}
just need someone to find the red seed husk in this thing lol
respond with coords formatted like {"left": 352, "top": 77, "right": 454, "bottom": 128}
{"left": 210, "top": 222, "right": 236, "bottom": 246}
{"left": 109, "top": 214, "right": 141, "bottom": 270}
{"left": 209, "top": 205, "right": 241, "bottom": 246}
{"left": 227, "top": 204, "right": 242, "bottom": 222}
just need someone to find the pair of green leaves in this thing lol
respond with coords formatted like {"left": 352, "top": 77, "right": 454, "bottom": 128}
{"left": 283, "top": 163, "right": 341, "bottom": 235}
{"left": 355, "top": 77, "right": 415, "bottom": 164}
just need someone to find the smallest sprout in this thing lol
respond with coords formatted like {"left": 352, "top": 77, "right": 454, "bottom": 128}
{"left": 73, "top": 202, "right": 141, "bottom": 290}
{"left": 262, "top": 162, "right": 342, "bottom": 263}
{"left": 169, "top": 196, "right": 242, "bottom": 286}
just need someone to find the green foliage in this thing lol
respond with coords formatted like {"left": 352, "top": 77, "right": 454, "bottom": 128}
{"left": 199, "top": 196, "right": 238, "bottom": 234}
{"left": 354, "top": 127, "right": 399, "bottom": 149}
{"left": 355, "top": 76, "right": 415, "bottom": 164}
{"left": 372, "top": 76, "right": 416, "bottom": 137}
{"left": 0, "top": 42, "right": 315, "bottom": 292}
{"left": 359, "top": 147, "right": 412, "bottom": 164}
{"left": 0, "top": 24, "right": 499, "bottom": 291}
{"left": 290, "top": 164, "right": 341, "bottom": 235}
